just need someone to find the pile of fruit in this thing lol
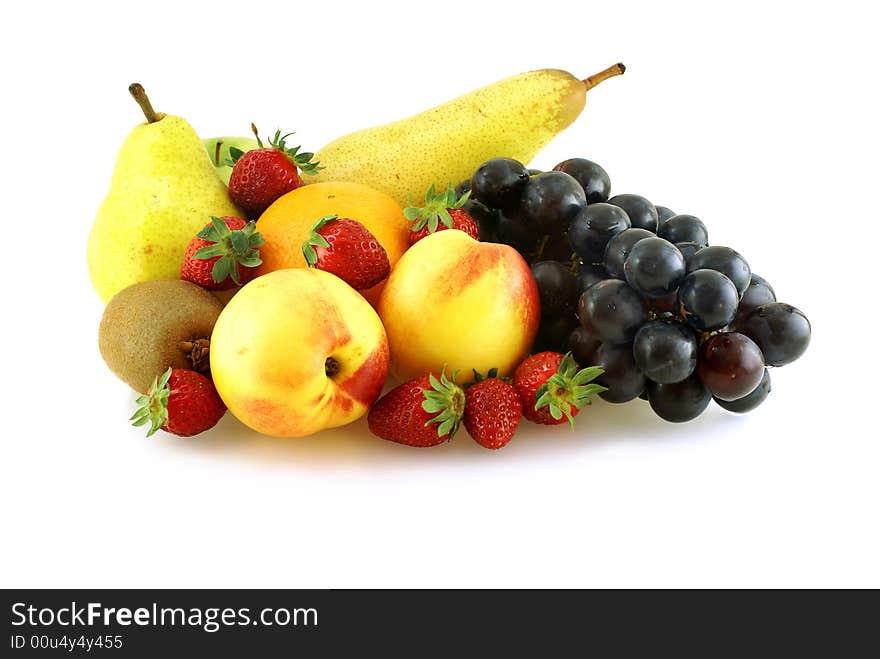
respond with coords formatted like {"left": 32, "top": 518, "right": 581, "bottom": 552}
{"left": 89, "top": 65, "right": 811, "bottom": 449}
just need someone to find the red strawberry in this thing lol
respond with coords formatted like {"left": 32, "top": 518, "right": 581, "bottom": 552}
{"left": 181, "top": 216, "right": 264, "bottom": 290}
{"left": 130, "top": 368, "right": 226, "bottom": 437}
{"left": 404, "top": 183, "right": 480, "bottom": 245}
{"left": 368, "top": 369, "right": 465, "bottom": 447}
{"left": 463, "top": 369, "right": 522, "bottom": 449}
{"left": 227, "top": 125, "right": 322, "bottom": 219}
{"left": 302, "top": 214, "right": 390, "bottom": 290}
{"left": 513, "top": 352, "right": 606, "bottom": 426}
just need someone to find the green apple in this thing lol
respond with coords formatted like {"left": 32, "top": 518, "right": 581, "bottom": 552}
{"left": 202, "top": 136, "right": 260, "bottom": 185}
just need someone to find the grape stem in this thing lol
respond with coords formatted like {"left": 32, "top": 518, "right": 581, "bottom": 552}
{"left": 582, "top": 63, "right": 626, "bottom": 91}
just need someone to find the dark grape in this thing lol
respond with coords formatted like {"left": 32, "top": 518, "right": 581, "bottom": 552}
{"left": 578, "top": 279, "right": 647, "bottom": 344}
{"left": 533, "top": 313, "right": 578, "bottom": 354}
{"left": 455, "top": 178, "right": 472, "bottom": 198}
{"left": 552, "top": 158, "right": 611, "bottom": 203}
{"left": 568, "top": 203, "right": 631, "bottom": 264}
{"left": 736, "top": 302, "right": 811, "bottom": 366}
{"left": 521, "top": 172, "right": 587, "bottom": 235}
{"left": 687, "top": 246, "right": 751, "bottom": 298}
{"left": 574, "top": 262, "right": 608, "bottom": 295}
{"left": 648, "top": 292, "right": 678, "bottom": 315}
{"left": 736, "top": 273, "right": 776, "bottom": 318}
{"left": 527, "top": 168, "right": 544, "bottom": 176}
{"left": 677, "top": 269, "right": 739, "bottom": 331}
{"left": 623, "top": 237, "right": 686, "bottom": 297}
{"left": 595, "top": 343, "right": 646, "bottom": 403}
{"left": 532, "top": 261, "right": 575, "bottom": 317}
{"left": 659, "top": 214, "right": 708, "bottom": 246}
{"left": 471, "top": 158, "right": 529, "bottom": 210}
{"left": 647, "top": 374, "right": 711, "bottom": 422}
{"left": 541, "top": 232, "right": 576, "bottom": 262}
{"left": 496, "top": 209, "right": 541, "bottom": 255}
{"left": 608, "top": 194, "right": 659, "bottom": 233}
{"left": 675, "top": 241, "right": 703, "bottom": 268}
{"left": 461, "top": 199, "right": 497, "bottom": 242}
{"left": 715, "top": 368, "right": 771, "bottom": 413}
{"left": 632, "top": 321, "right": 698, "bottom": 384}
{"left": 697, "top": 332, "right": 765, "bottom": 401}
{"left": 603, "top": 228, "right": 653, "bottom": 279}
{"left": 656, "top": 206, "right": 676, "bottom": 224}
{"left": 567, "top": 326, "right": 602, "bottom": 365}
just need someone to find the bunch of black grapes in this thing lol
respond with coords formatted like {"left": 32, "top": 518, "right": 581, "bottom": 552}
{"left": 459, "top": 157, "right": 811, "bottom": 422}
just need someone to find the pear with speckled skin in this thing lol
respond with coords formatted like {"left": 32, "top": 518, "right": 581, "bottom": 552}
{"left": 87, "top": 84, "right": 242, "bottom": 303}
{"left": 311, "top": 64, "right": 625, "bottom": 206}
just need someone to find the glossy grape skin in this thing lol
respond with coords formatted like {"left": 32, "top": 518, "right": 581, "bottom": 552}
{"left": 608, "top": 194, "right": 659, "bottom": 233}
{"left": 567, "top": 326, "right": 602, "bottom": 366}
{"left": 594, "top": 343, "right": 646, "bottom": 403}
{"left": 603, "top": 228, "right": 653, "bottom": 279}
{"left": 632, "top": 321, "right": 698, "bottom": 384}
{"left": 715, "top": 368, "right": 771, "bottom": 413}
{"left": 659, "top": 214, "right": 709, "bottom": 246}
{"left": 736, "top": 302, "right": 811, "bottom": 366}
{"left": 675, "top": 241, "right": 703, "bottom": 269}
{"left": 527, "top": 169, "right": 544, "bottom": 176}
{"left": 578, "top": 279, "right": 647, "bottom": 344}
{"left": 496, "top": 209, "right": 541, "bottom": 255}
{"left": 647, "top": 374, "right": 711, "bottom": 423}
{"left": 656, "top": 206, "right": 676, "bottom": 224}
{"left": 471, "top": 158, "right": 530, "bottom": 210}
{"left": 455, "top": 178, "right": 472, "bottom": 198}
{"left": 687, "top": 246, "right": 751, "bottom": 298}
{"left": 552, "top": 158, "right": 611, "bottom": 203}
{"left": 698, "top": 332, "right": 765, "bottom": 401}
{"left": 521, "top": 172, "right": 587, "bottom": 235}
{"left": 736, "top": 273, "right": 776, "bottom": 319}
{"left": 624, "top": 237, "right": 686, "bottom": 297}
{"left": 532, "top": 261, "right": 575, "bottom": 317}
{"left": 574, "top": 263, "right": 609, "bottom": 295}
{"left": 677, "top": 269, "right": 739, "bottom": 331}
{"left": 461, "top": 199, "right": 496, "bottom": 242}
{"left": 568, "top": 203, "right": 631, "bottom": 264}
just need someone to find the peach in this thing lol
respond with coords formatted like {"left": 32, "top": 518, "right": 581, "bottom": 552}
{"left": 210, "top": 268, "right": 389, "bottom": 437}
{"left": 378, "top": 230, "right": 540, "bottom": 382}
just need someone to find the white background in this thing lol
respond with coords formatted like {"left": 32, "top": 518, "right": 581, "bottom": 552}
{"left": 1, "top": 0, "right": 877, "bottom": 588}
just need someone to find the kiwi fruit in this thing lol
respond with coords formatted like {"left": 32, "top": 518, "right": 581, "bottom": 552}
{"left": 99, "top": 279, "right": 224, "bottom": 393}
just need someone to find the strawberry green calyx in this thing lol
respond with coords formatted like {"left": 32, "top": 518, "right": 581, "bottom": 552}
{"left": 227, "top": 123, "right": 323, "bottom": 175}
{"left": 467, "top": 367, "right": 510, "bottom": 388}
{"left": 422, "top": 367, "right": 466, "bottom": 439}
{"left": 194, "top": 217, "right": 264, "bottom": 285}
{"left": 404, "top": 183, "right": 471, "bottom": 233}
{"left": 302, "top": 214, "right": 338, "bottom": 267}
{"left": 534, "top": 353, "right": 607, "bottom": 428}
{"left": 130, "top": 368, "right": 172, "bottom": 437}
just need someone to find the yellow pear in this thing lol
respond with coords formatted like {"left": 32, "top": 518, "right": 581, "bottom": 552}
{"left": 311, "top": 64, "right": 625, "bottom": 206}
{"left": 87, "top": 84, "right": 242, "bottom": 302}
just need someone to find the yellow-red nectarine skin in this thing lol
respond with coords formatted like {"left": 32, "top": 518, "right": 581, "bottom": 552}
{"left": 378, "top": 230, "right": 540, "bottom": 382}
{"left": 210, "top": 268, "right": 389, "bottom": 437}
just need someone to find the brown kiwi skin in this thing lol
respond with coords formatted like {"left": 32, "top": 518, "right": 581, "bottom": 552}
{"left": 99, "top": 279, "right": 224, "bottom": 393}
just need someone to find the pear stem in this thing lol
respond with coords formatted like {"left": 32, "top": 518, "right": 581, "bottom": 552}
{"left": 582, "top": 63, "right": 626, "bottom": 91}
{"left": 128, "top": 83, "right": 161, "bottom": 123}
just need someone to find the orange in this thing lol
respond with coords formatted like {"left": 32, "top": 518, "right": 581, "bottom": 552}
{"left": 256, "top": 182, "right": 411, "bottom": 306}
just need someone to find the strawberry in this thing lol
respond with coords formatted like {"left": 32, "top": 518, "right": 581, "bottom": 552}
{"left": 181, "top": 216, "right": 264, "bottom": 290}
{"left": 130, "top": 368, "right": 226, "bottom": 437}
{"left": 404, "top": 183, "right": 480, "bottom": 245}
{"left": 463, "top": 369, "right": 522, "bottom": 449}
{"left": 513, "top": 352, "right": 606, "bottom": 426}
{"left": 302, "top": 214, "right": 390, "bottom": 290}
{"left": 227, "top": 125, "right": 322, "bottom": 219}
{"left": 368, "top": 369, "right": 465, "bottom": 447}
